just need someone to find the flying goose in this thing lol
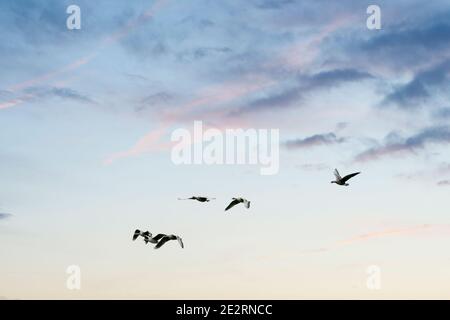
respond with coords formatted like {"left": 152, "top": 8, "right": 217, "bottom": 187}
{"left": 225, "top": 197, "right": 251, "bottom": 211}
{"left": 152, "top": 234, "right": 184, "bottom": 249}
{"left": 178, "top": 196, "right": 215, "bottom": 202}
{"left": 331, "top": 169, "right": 361, "bottom": 186}
{"left": 132, "top": 229, "right": 157, "bottom": 244}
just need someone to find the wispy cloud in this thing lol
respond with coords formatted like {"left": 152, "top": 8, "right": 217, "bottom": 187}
{"left": 432, "top": 107, "right": 450, "bottom": 119}
{"left": 32, "top": 86, "right": 95, "bottom": 104}
{"left": 437, "top": 180, "right": 450, "bottom": 186}
{"left": 394, "top": 162, "right": 450, "bottom": 185}
{"left": 335, "top": 224, "right": 436, "bottom": 246}
{"left": 0, "top": 85, "right": 95, "bottom": 110}
{"left": 105, "top": 15, "right": 353, "bottom": 162}
{"left": 253, "top": 0, "right": 295, "bottom": 10}
{"left": 301, "top": 224, "right": 450, "bottom": 255}
{"left": 0, "top": 0, "right": 168, "bottom": 110}
{"left": 177, "top": 46, "right": 232, "bottom": 62}
{"left": 136, "top": 91, "right": 175, "bottom": 113}
{"left": 381, "top": 59, "right": 450, "bottom": 109}
{"left": 104, "top": 76, "right": 274, "bottom": 163}
{"left": 0, "top": 213, "right": 12, "bottom": 220}
{"left": 285, "top": 132, "right": 346, "bottom": 150}
{"left": 359, "top": 21, "right": 450, "bottom": 71}
{"left": 234, "top": 69, "right": 373, "bottom": 114}
{"left": 335, "top": 122, "right": 348, "bottom": 131}
{"left": 355, "top": 126, "right": 450, "bottom": 162}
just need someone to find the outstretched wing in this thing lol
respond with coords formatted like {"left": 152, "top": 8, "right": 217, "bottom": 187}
{"left": 341, "top": 172, "right": 361, "bottom": 183}
{"left": 334, "top": 169, "right": 342, "bottom": 180}
{"left": 152, "top": 233, "right": 166, "bottom": 241}
{"left": 132, "top": 229, "right": 141, "bottom": 241}
{"left": 225, "top": 199, "right": 240, "bottom": 211}
{"left": 177, "top": 237, "right": 184, "bottom": 249}
{"left": 154, "top": 237, "right": 169, "bottom": 249}
{"left": 144, "top": 235, "right": 158, "bottom": 244}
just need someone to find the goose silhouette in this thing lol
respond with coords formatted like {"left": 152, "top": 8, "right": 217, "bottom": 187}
{"left": 178, "top": 196, "right": 215, "bottom": 202}
{"left": 331, "top": 169, "right": 360, "bottom": 186}
{"left": 152, "top": 234, "right": 184, "bottom": 249}
{"left": 225, "top": 197, "right": 250, "bottom": 211}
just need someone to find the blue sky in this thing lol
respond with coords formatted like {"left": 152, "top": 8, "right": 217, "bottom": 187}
{"left": 1, "top": 0, "right": 450, "bottom": 299}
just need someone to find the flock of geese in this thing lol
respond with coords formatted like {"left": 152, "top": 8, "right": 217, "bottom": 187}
{"left": 133, "top": 229, "right": 184, "bottom": 249}
{"left": 132, "top": 168, "right": 360, "bottom": 249}
{"left": 179, "top": 196, "right": 251, "bottom": 211}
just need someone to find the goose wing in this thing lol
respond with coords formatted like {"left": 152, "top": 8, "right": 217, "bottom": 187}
{"left": 152, "top": 233, "right": 166, "bottom": 241}
{"left": 334, "top": 169, "right": 342, "bottom": 180}
{"left": 341, "top": 172, "right": 361, "bottom": 183}
{"left": 154, "top": 236, "right": 170, "bottom": 249}
{"left": 144, "top": 235, "right": 158, "bottom": 244}
{"left": 225, "top": 198, "right": 241, "bottom": 211}
{"left": 132, "top": 229, "right": 141, "bottom": 241}
{"left": 177, "top": 237, "right": 184, "bottom": 249}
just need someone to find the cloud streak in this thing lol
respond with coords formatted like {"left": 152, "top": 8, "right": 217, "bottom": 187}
{"left": 285, "top": 132, "right": 346, "bottom": 149}
{"left": 235, "top": 68, "right": 373, "bottom": 114}
{"left": 0, "top": 213, "right": 12, "bottom": 220}
{"left": 355, "top": 126, "right": 450, "bottom": 162}
{"left": 27, "top": 86, "right": 95, "bottom": 104}
{"left": 104, "top": 15, "right": 354, "bottom": 162}
{"left": 437, "top": 180, "right": 450, "bottom": 186}
{"left": 0, "top": 0, "right": 168, "bottom": 111}
{"left": 104, "top": 75, "right": 275, "bottom": 163}
{"left": 301, "top": 224, "right": 450, "bottom": 255}
{"left": 381, "top": 59, "right": 450, "bottom": 109}
{"left": 335, "top": 224, "right": 436, "bottom": 246}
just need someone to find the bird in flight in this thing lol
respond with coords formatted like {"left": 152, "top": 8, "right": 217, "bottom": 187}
{"left": 331, "top": 169, "right": 361, "bottom": 186}
{"left": 132, "top": 229, "right": 157, "bottom": 244}
{"left": 178, "top": 196, "right": 215, "bottom": 202}
{"left": 152, "top": 234, "right": 184, "bottom": 249}
{"left": 225, "top": 197, "right": 251, "bottom": 211}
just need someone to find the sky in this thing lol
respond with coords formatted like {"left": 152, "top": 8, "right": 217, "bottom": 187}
{"left": 1, "top": 0, "right": 450, "bottom": 299}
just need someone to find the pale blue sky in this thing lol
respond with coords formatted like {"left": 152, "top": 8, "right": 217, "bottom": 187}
{"left": 1, "top": 0, "right": 450, "bottom": 299}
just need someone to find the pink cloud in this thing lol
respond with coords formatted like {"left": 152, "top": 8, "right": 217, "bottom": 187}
{"left": 104, "top": 76, "right": 274, "bottom": 163}
{"left": 105, "top": 16, "right": 353, "bottom": 163}
{"left": 0, "top": 0, "right": 168, "bottom": 111}
{"left": 301, "top": 224, "right": 450, "bottom": 255}
{"left": 271, "top": 14, "right": 355, "bottom": 70}
{"left": 335, "top": 224, "right": 437, "bottom": 246}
